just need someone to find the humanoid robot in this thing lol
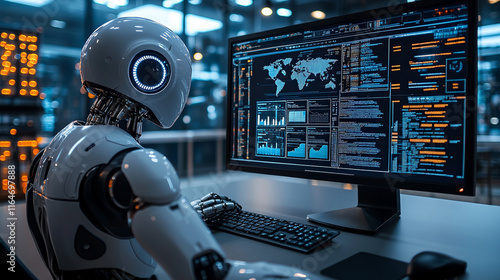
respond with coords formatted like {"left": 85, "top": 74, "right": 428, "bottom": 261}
{"left": 26, "top": 17, "right": 327, "bottom": 280}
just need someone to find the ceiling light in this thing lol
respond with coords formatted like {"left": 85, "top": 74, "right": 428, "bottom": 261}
{"left": 277, "top": 8, "right": 292, "bottom": 17}
{"left": 50, "top": 20, "right": 66, "bottom": 29}
{"left": 230, "top": 14, "right": 244, "bottom": 22}
{"left": 5, "top": 0, "right": 53, "bottom": 7}
{"left": 193, "top": 52, "right": 203, "bottom": 61}
{"left": 119, "top": 4, "right": 223, "bottom": 36}
{"left": 93, "top": 0, "right": 128, "bottom": 9}
{"left": 235, "top": 0, "right": 252, "bottom": 7}
{"left": 261, "top": 7, "right": 273, "bottom": 16}
{"left": 311, "top": 10, "right": 326, "bottom": 20}
{"left": 162, "top": 0, "right": 182, "bottom": 8}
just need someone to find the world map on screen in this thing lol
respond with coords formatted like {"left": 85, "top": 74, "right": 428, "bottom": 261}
{"left": 263, "top": 57, "right": 338, "bottom": 96}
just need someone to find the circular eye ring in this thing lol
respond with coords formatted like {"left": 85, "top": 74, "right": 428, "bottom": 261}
{"left": 129, "top": 51, "right": 170, "bottom": 93}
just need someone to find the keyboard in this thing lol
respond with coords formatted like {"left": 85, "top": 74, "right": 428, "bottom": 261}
{"left": 204, "top": 210, "right": 340, "bottom": 253}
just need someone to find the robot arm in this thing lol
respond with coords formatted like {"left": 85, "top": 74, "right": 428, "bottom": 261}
{"left": 120, "top": 149, "right": 230, "bottom": 280}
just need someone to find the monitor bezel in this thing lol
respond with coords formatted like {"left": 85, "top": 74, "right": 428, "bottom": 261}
{"left": 226, "top": 0, "right": 478, "bottom": 196}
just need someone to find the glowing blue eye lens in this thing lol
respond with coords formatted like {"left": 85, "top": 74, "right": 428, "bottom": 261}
{"left": 130, "top": 52, "right": 170, "bottom": 93}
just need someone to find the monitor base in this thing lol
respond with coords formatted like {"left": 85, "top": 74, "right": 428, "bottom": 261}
{"left": 307, "top": 185, "right": 401, "bottom": 234}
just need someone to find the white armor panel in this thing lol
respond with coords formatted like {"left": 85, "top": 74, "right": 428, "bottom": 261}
{"left": 33, "top": 122, "right": 141, "bottom": 200}
{"left": 30, "top": 122, "right": 156, "bottom": 277}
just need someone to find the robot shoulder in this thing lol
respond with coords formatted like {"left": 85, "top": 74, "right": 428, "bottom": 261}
{"left": 121, "top": 149, "right": 181, "bottom": 205}
{"left": 32, "top": 122, "right": 142, "bottom": 200}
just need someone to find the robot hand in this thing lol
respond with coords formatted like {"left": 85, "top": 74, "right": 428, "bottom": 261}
{"left": 190, "top": 192, "right": 242, "bottom": 219}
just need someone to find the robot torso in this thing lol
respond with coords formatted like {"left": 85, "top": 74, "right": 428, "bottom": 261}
{"left": 29, "top": 121, "right": 156, "bottom": 277}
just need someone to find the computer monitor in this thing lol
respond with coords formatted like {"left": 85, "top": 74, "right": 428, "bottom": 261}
{"left": 226, "top": 0, "right": 477, "bottom": 234}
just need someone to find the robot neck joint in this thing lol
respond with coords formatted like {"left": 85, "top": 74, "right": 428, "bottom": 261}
{"left": 86, "top": 89, "right": 146, "bottom": 141}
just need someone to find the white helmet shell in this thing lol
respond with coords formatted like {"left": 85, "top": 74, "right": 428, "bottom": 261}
{"left": 80, "top": 17, "right": 191, "bottom": 128}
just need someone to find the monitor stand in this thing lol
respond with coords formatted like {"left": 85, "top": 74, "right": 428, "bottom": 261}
{"left": 307, "top": 184, "right": 400, "bottom": 234}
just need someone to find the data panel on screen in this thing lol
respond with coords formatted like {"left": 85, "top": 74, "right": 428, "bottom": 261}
{"left": 227, "top": 0, "right": 476, "bottom": 195}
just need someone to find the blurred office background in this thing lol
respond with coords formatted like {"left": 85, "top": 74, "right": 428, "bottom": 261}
{"left": 0, "top": 0, "right": 499, "bottom": 204}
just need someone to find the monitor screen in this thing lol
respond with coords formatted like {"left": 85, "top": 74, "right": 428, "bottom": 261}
{"left": 226, "top": 0, "right": 477, "bottom": 200}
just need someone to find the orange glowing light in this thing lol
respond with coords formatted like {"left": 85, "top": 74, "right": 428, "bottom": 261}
{"left": 20, "top": 43, "right": 26, "bottom": 49}
{"left": 29, "top": 81, "right": 37, "bottom": 87}
{"left": 4, "top": 151, "right": 10, "bottom": 157}
{"left": 420, "top": 150, "right": 446, "bottom": 155}
{"left": 8, "top": 79, "right": 15, "bottom": 86}
{"left": 21, "top": 68, "right": 28, "bottom": 74}
{"left": 33, "top": 148, "right": 40, "bottom": 155}
{"left": 28, "top": 44, "right": 37, "bottom": 51}
{"left": 20, "top": 154, "right": 27, "bottom": 161}
{"left": 27, "top": 61, "right": 34, "bottom": 67}
{"left": 1, "top": 88, "right": 11, "bottom": 95}
{"left": 8, "top": 34, "right": 15, "bottom": 40}
{"left": 1, "top": 32, "right": 7, "bottom": 38}
{"left": 9, "top": 66, "right": 16, "bottom": 73}
{"left": 0, "top": 141, "right": 11, "bottom": 147}
{"left": 343, "top": 183, "right": 353, "bottom": 190}
{"left": 22, "top": 175, "right": 28, "bottom": 182}
{"left": 21, "top": 81, "right": 28, "bottom": 87}
{"left": 29, "top": 68, "right": 36, "bottom": 75}
{"left": 19, "top": 89, "right": 27, "bottom": 95}
{"left": 18, "top": 140, "right": 38, "bottom": 147}
{"left": 0, "top": 41, "right": 5, "bottom": 47}
{"left": 28, "top": 53, "right": 38, "bottom": 60}
{"left": 19, "top": 34, "right": 26, "bottom": 41}
{"left": 21, "top": 52, "right": 27, "bottom": 58}
{"left": 21, "top": 58, "right": 27, "bottom": 64}
{"left": 0, "top": 155, "right": 5, "bottom": 161}
{"left": 4, "top": 51, "right": 11, "bottom": 57}
{"left": 10, "top": 128, "right": 16, "bottom": 135}
{"left": 459, "top": 188, "right": 464, "bottom": 193}
{"left": 420, "top": 159, "right": 446, "bottom": 164}
{"left": 1, "top": 56, "right": 7, "bottom": 61}
{"left": 30, "top": 89, "right": 38, "bottom": 96}
{"left": 2, "top": 61, "right": 10, "bottom": 67}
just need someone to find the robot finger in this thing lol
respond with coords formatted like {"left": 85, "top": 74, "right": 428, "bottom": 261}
{"left": 200, "top": 192, "right": 220, "bottom": 202}
{"left": 224, "top": 202, "right": 240, "bottom": 211}
{"left": 192, "top": 204, "right": 201, "bottom": 211}
{"left": 199, "top": 198, "right": 224, "bottom": 208}
{"left": 200, "top": 192, "right": 234, "bottom": 202}
{"left": 190, "top": 199, "right": 202, "bottom": 207}
{"left": 200, "top": 207, "right": 216, "bottom": 217}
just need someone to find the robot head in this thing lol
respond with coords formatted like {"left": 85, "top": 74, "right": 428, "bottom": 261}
{"left": 80, "top": 17, "right": 191, "bottom": 128}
